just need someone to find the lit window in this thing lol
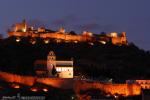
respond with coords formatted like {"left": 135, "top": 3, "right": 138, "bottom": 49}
{"left": 62, "top": 68, "right": 64, "bottom": 71}
{"left": 64, "top": 68, "right": 67, "bottom": 71}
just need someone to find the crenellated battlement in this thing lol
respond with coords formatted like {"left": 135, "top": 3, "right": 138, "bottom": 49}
{"left": 8, "top": 20, "right": 128, "bottom": 45}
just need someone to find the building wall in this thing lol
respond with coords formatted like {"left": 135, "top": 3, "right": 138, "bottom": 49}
{"left": 8, "top": 21, "right": 128, "bottom": 45}
{"left": 74, "top": 81, "right": 141, "bottom": 97}
{"left": 8, "top": 31, "right": 93, "bottom": 42}
{"left": 47, "top": 51, "right": 74, "bottom": 78}
{"left": 110, "top": 32, "right": 127, "bottom": 45}
{"left": 8, "top": 31, "right": 127, "bottom": 45}
{"left": 13, "top": 20, "right": 27, "bottom": 32}
{"left": 135, "top": 80, "right": 150, "bottom": 89}
{"left": 0, "top": 71, "right": 141, "bottom": 97}
{"left": 111, "top": 36, "right": 127, "bottom": 45}
{"left": 0, "top": 71, "right": 35, "bottom": 86}
{"left": 56, "top": 67, "right": 73, "bottom": 78}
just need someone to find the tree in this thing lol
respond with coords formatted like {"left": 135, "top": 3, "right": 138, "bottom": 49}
{"left": 69, "top": 31, "right": 77, "bottom": 35}
{"left": 51, "top": 65, "right": 57, "bottom": 76}
{"left": 100, "top": 32, "right": 106, "bottom": 36}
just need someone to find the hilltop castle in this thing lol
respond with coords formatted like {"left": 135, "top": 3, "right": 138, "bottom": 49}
{"left": 8, "top": 20, "right": 127, "bottom": 45}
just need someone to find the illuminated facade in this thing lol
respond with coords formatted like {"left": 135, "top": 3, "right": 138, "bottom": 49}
{"left": 0, "top": 71, "right": 141, "bottom": 98}
{"left": 126, "top": 80, "right": 150, "bottom": 89}
{"left": 34, "top": 51, "right": 74, "bottom": 78}
{"left": 75, "top": 81, "right": 141, "bottom": 99}
{"left": 8, "top": 20, "right": 127, "bottom": 45}
{"left": 135, "top": 80, "right": 150, "bottom": 89}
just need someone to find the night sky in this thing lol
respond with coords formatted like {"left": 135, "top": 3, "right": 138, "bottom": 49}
{"left": 0, "top": 0, "right": 150, "bottom": 50}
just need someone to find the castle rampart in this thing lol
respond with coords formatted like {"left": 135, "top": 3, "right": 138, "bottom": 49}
{"left": 8, "top": 20, "right": 127, "bottom": 45}
{"left": 0, "top": 71, "right": 141, "bottom": 98}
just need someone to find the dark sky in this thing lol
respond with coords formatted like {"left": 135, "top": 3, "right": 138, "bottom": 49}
{"left": 0, "top": 0, "right": 150, "bottom": 50}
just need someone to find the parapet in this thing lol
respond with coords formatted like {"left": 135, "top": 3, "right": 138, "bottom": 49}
{"left": 8, "top": 20, "right": 128, "bottom": 45}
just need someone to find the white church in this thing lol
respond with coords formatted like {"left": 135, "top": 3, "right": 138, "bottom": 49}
{"left": 34, "top": 51, "right": 74, "bottom": 78}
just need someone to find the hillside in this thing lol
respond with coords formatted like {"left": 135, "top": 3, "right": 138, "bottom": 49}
{"left": 0, "top": 37, "right": 150, "bottom": 80}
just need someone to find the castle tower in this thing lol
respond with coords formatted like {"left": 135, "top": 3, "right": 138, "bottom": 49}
{"left": 14, "top": 19, "right": 27, "bottom": 32}
{"left": 22, "top": 19, "right": 27, "bottom": 32}
{"left": 58, "top": 27, "right": 65, "bottom": 33}
{"left": 120, "top": 32, "right": 127, "bottom": 44}
{"left": 47, "top": 51, "right": 56, "bottom": 77}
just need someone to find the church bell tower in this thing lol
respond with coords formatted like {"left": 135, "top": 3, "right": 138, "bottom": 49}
{"left": 47, "top": 51, "right": 56, "bottom": 77}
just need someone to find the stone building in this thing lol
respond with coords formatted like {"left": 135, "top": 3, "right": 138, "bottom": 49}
{"left": 8, "top": 20, "right": 128, "bottom": 45}
{"left": 34, "top": 51, "right": 74, "bottom": 78}
{"left": 126, "top": 80, "right": 150, "bottom": 89}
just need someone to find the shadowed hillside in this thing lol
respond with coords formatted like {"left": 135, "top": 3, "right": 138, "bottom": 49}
{"left": 0, "top": 37, "right": 150, "bottom": 80}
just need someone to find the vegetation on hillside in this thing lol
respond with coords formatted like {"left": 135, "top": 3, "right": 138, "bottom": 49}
{"left": 0, "top": 37, "right": 150, "bottom": 80}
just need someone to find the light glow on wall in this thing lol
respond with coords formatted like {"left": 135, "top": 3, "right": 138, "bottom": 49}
{"left": 43, "top": 88, "right": 48, "bottom": 92}
{"left": 31, "top": 88, "right": 38, "bottom": 92}
{"left": 16, "top": 37, "right": 21, "bottom": 42}
{"left": 44, "top": 39, "right": 49, "bottom": 44}
{"left": 99, "top": 41, "right": 106, "bottom": 44}
{"left": 22, "top": 28, "right": 26, "bottom": 32}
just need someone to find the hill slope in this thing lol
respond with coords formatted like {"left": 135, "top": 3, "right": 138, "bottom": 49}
{"left": 0, "top": 37, "right": 150, "bottom": 80}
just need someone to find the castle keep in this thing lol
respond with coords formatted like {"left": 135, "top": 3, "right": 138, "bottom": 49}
{"left": 8, "top": 20, "right": 127, "bottom": 45}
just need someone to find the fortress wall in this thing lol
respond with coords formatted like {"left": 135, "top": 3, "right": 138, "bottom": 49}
{"left": 8, "top": 32, "right": 94, "bottom": 42}
{"left": 8, "top": 30, "right": 128, "bottom": 45}
{"left": 103, "top": 84, "right": 128, "bottom": 95}
{"left": 131, "top": 84, "right": 141, "bottom": 95}
{"left": 8, "top": 32, "right": 29, "bottom": 37}
{"left": 74, "top": 81, "right": 141, "bottom": 97}
{"left": 65, "top": 35, "right": 82, "bottom": 41}
{"left": 103, "top": 84, "right": 140, "bottom": 96}
{"left": 0, "top": 71, "right": 74, "bottom": 88}
{"left": 111, "top": 37, "right": 127, "bottom": 45}
{"left": 0, "top": 71, "right": 140, "bottom": 96}
{"left": 37, "top": 78, "right": 74, "bottom": 89}
{"left": 40, "top": 33, "right": 65, "bottom": 40}
{"left": 0, "top": 71, "right": 35, "bottom": 86}
{"left": 135, "top": 80, "right": 150, "bottom": 89}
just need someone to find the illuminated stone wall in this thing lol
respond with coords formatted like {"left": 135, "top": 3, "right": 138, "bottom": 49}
{"left": 74, "top": 81, "right": 141, "bottom": 97}
{"left": 0, "top": 71, "right": 140, "bottom": 97}
{"left": 8, "top": 20, "right": 128, "bottom": 45}
{"left": 0, "top": 71, "right": 35, "bottom": 86}
{"left": 135, "top": 80, "right": 150, "bottom": 89}
{"left": 111, "top": 36, "right": 127, "bottom": 45}
{"left": 8, "top": 31, "right": 127, "bottom": 45}
{"left": 37, "top": 78, "right": 74, "bottom": 89}
{"left": 8, "top": 32, "right": 92, "bottom": 42}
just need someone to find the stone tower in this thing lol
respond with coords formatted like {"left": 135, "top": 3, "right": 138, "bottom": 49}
{"left": 22, "top": 19, "right": 27, "bottom": 32}
{"left": 120, "top": 32, "right": 127, "bottom": 45}
{"left": 14, "top": 19, "right": 27, "bottom": 32}
{"left": 47, "top": 51, "right": 56, "bottom": 77}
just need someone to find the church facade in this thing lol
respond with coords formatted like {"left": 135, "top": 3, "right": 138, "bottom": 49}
{"left": 34, "top": 51, "right": 73, "bottom": 78}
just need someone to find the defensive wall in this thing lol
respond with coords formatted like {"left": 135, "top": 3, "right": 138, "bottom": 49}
{"left": 0, "top": 71, "right": 141, "bottom": 97}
